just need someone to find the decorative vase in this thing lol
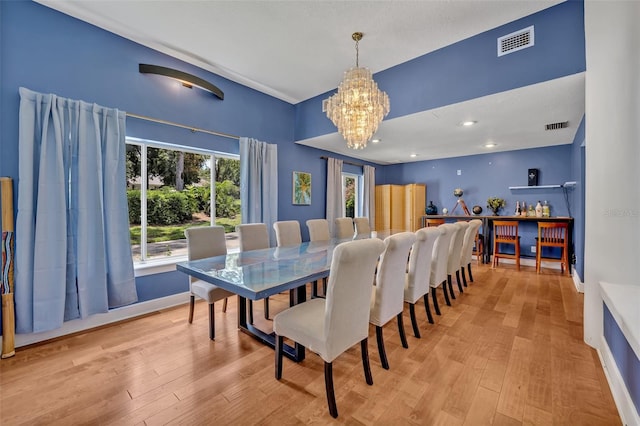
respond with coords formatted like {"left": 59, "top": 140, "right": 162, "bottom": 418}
{"left": 425, "top": 201, "right": 438, "bottom": 215}
{"left": 491, "top": 208, "right": 500, "bottom": 216}
{"left": 472, "top": 205, "right": 483, "bottom": 215}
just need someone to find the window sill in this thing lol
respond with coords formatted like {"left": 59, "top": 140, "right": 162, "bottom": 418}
{"left": 134, "top": 256, "right": 187, "bottom": 277}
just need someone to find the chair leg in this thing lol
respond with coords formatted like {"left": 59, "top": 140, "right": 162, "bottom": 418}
{"left": 456, "top": 270, "right": 464, "bottom": 293}
{"left": 397, "top": 313, "right": 409, "bottom": 348}
{"left": 375, "top": 326, "right": 389, "bottom": 370}
{"left": 461, "top": 268, "right": 468, "bottom": 287}
{"left": 208, "top": 303, "right": 215, "bottom": 341}
{"left": 447, "top": 276, "right": 455, "bottom": 301}
{"left": 423, "top": 294, "right": 434, "bottom": 324}
{"left": 222, "top": 297, "right": 228, "bottom": 313}
{"left": 360, "top": 338, "right": 373, "bottom": 385}
{"left": 312, "top": 280, "right": 318, "bottom": 298}
{"left": 323, "top": 277, "right": 327, "bottom": 296}
{"left": 467, "top": 263, "right": 474, "bottom": 282}
{"left": 188, "top": 295, "right": 195, "bottom": 323}
{"left": 431, "top": 287, "right": 441, "bottom": 315}
{"left": 443, "top": 281, "right": 451, "bottom": 306}
{"left": 324, "top": 361, "right": 338, "bottom": 418}
{"left": 275, "top": 334, "right": 283, "bottom": 379}
{"left": 264, "top": 298, "right": 270, "bottom": 320}
{"left": 409, "top": 303, "right": 421, "bottom": 338}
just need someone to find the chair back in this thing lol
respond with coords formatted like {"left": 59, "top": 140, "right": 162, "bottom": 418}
{"left": 370, "top": 232, "right": 416, "bottom": 326}
{"left": 334, "top": 217, "right": 355, "bottom": 239}
{"left": 461, "top": 219, "right": 482, "bottom": 266}
{"left": 184, "top": 226, "right": 227, "bottom": 283}
{"left": 405, "top": 227, "right": 441, "bottom": 304}
{"left": 430, "top": 224, "right": 455, "bottom": 287}
{"left": 323, "top": 239, "right": 385, "bottom": 360}
{"left": 538, "top": 222, "right": 568, "bottom": 246}
{"left": 447, "top": 222, "right": 468, "bottom": 275}
{"left": 273, "top": 220, "right": 302, "bottom": 247}
{"left": 353, "top": 217, "right": 371, "bottom": 235}
{"left": 494, "top": 221, "right": 519, "bottom": 242}
{"left": 306, "top": 219, "right": 331, "bottom": 241}
{"left": 236, "top": 223, "right": 270, "bottom": 251}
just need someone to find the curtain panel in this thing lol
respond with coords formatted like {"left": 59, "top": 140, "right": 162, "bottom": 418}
{"left": 363, "top": 165, "right": 376, "bottom": 229}
{"left": 239, "top": 137, "right": 278, "bottom": 247}
{"left": 325, "top": 158, "right": 343, "bottom": 236}
{"left": 15, "top": 87, "right": 137, "bottom": 334}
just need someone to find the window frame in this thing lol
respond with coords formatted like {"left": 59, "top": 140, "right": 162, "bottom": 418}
{"left": 341, "top": 172, "right": 361, "bottom": 218}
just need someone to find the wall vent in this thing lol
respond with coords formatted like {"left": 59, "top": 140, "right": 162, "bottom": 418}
{"left": 545, "top": 121, "right": 569, "bottom": 131}
{"left": 497, "top": 26, "right": 534, "bottom": 57}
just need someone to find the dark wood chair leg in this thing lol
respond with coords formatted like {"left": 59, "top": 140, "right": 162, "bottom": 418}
{"left": 431, "top": 287, "right": 441, "bottom": 315}
{"left": 409, "top": 303, "right": 421, "bottom": 338}
{"left": 275, "top": 334, "right": 283, "bottom": 379}
{"left": 375, "top": 326, "right": 389, "bottom": 370}
{"left": 222, "top": 297, "right": 228, "bottom": 312}
{"left": 467, "top": 263, "right": 474, "bottom": 282}
{"left": 456, "top": 270, "right": 464, "bottom": 293}
{"left": 208, "top": 303, "right": 215, "bottom": 341}
{"left": 312, "top": 280, "right": 318, "bottom": 298}
{"left": 323, "top": 277, "right": 327, "bottom": 296}
{"left": 424, "top": 294, "right": 434, "bottom": 323}
{"left": 264, "top": 298, "right": 270, "bottom": 320}
{"left": 448, "top": 275, "right": 456, "bottom": 300}
{"left": 360, "top": 338, "right": 373, "bottom": 385}
{"left": 188, "top": 295, "right": 195, "bottom": 323}
{"left": 443, "top": 281, "right": 451, "bottom": 306}
{"left": 324, "top": 362, "right": 338, "bottom": 418}
{"left": 397, "top": 313, "right": 409, "bottom": 348}
{"left": 461, "top": 268, "right": 468, "bottom": 287}
{"left": 289, "top": 289, "right": 295, "bottom": 306}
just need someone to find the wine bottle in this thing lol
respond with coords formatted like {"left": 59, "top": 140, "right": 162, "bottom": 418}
{"left": 515, "top": 201, "right": 520, "bottom": 216}
{"left": 542, "top": 200, "right": 550, "bottom": 217}
{"left": 535, "top": 201, "right": 543, "bottom": 218}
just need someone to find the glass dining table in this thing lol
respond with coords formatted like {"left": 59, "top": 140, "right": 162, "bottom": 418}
{"left": 176, "top": 231, "right": 397, "bottom": 362}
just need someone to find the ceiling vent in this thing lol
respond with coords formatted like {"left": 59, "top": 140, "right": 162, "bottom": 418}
{"left": 498, "top": 26, "right": 534, "bottom": 57}
{"left": 545, "top": 121, "right": 569, "bottom": 131}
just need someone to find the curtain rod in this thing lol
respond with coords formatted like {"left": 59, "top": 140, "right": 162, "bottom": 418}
{"left": 320, "top": 156, "right": 366, "bottom": 168}
{"left": 126, "top": 112, "right": 239, "bottom": 140}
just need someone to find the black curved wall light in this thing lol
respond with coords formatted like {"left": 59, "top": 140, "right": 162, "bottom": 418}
{"left": 139, "top": 64, "right": 224, "bottom": 100}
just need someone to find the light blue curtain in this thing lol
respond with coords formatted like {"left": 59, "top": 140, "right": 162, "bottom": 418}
{"left": 15, "top": 87, "right": 137, "bottom": 334}
{"left": 363, "top": 165, "right": 376, "bottom": 229}
{"left": 325, "top": 158, "right": 343, "bottom": 236}
{"left": 239, "top": 137, "right": 278, "bottom": 247}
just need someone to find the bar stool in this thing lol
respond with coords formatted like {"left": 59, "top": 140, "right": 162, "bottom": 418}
{"left": 425, "top": 218, "right": 445, "bottom": 227}
{"left": 492, "top": 220, "right": 520, "bottom": 270}
{"left": 536, "top": 222, "right": 570, "bottom": 274}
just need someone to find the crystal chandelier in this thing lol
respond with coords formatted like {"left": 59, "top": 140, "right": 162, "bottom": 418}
{"left": 323, "top": 32, "right": 390, "bottom": 150}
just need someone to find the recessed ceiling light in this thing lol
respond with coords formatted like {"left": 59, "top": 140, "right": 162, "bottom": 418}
{"left": 461, "top": 120, "right": 477, "bottom": 126}
{"left": 371, "top": 138, "right": 381, "bottom": 143}
{"left": 484, "top": 142, "right": 497, "bottom": 148}
{"left": 410, "top": 153, "right": 417, "bottom": 158}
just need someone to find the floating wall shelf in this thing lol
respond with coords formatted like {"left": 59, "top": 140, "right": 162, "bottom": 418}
{"left": 509, "top": 181, "right": 576, "bottom": 190}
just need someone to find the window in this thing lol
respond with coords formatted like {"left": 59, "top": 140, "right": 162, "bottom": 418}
{"left": 126, "top": 137, "right": 240, "bottom": 264}
{"left": 342, "top": 172, "right": 360, "bottom": 218}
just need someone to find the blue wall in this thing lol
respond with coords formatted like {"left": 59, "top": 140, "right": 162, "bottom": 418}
{"left": 604, "top": 304, "right": 640, "bottom": 415}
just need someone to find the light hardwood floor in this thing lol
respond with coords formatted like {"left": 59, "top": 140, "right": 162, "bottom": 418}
{"left": 0, "top": 263, "right": 621, "bottom": 425}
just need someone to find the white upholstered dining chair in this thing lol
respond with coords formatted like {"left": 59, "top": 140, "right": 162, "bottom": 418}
{"left": 353, "top": 217, "right": 372, "bottom": 235}
{"left": 334, "top": 217, "right": 354, "bottom": 239}
{"left": 274, "top": 238, "right": 385, "bottom": 418}
{"left": 460, "top": 219, "right": 483, "bottom": 285}
{"left": 404, "top": 227, "right": 441, "bottom": 337}
{"left": 446, "top": 221, "right": 469, "bottom": 300}
{"left": 184, "top": 226, "right": 234, "bottom": 340}
{"left": 429, "top": 223, "right": 456, "bottom": 313}
{"left": 370, "top": 232, "right": 416, "bottom": 370}
{"left": 273, "top": 220, "right": 302, "bottom": 246}
{"left": 236, "top": 223, "right": 271, "bottom": 321}
{"left": 306, "top": 218, "right": 331, "bottom": 241}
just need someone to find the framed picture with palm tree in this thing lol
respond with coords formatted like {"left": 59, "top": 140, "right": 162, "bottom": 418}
{"left": 292, "top": 171, "right": 311, "bottom": 205}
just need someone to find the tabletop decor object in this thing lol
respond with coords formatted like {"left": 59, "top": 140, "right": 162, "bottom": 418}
{"left": 487, "top": 197, "right": 506, "bottom": 215}
{"left": 472, "top": 205, "right": 483, "bottom": 215}
{"left": 425, "top": 201, "right": 438, "bottom": 215}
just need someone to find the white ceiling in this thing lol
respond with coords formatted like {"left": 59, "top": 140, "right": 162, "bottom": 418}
{"left": 36, "top": 0, "right": 583, "bottom": 164}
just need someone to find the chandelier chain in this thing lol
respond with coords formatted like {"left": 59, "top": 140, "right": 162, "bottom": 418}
{"left": 355, "top": 38, "right": 359, "bottom": 67}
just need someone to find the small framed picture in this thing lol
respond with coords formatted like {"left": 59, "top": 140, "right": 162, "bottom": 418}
{"left": 292, "top": 171, "right": 311, "bottom": 205}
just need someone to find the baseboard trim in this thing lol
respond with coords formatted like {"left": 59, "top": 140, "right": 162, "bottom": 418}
{"left": 0, "top": 292, "right": 190, "bottom": 350}
{"left": 598, "top": 335, "right": 640, "bottom": 426}
{"left": 572, "top": 267, "right": 585, "bottom": 293}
